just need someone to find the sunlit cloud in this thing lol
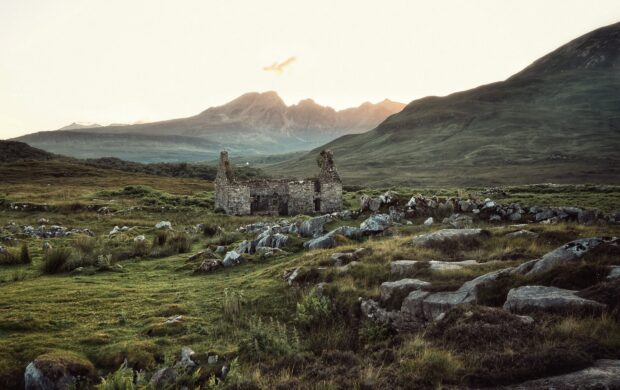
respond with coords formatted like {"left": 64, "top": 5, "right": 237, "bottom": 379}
{"left": 263, "top": 56, "right": 297, "bottom": 74}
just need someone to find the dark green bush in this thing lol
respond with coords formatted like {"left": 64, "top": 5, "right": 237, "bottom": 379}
{"left": 19, "top": 244, "right": 31, "bottom": 264}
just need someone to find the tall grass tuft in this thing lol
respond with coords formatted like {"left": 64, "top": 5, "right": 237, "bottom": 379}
{"left": 42, "top": 247, "right": 74, "bottom": 274}
{"left": 19, "top": 244, "right": 31, "bottom": 264}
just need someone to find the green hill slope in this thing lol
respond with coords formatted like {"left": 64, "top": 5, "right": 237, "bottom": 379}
{"left": 267, "top": 22, "right": 620, "bottom": 186}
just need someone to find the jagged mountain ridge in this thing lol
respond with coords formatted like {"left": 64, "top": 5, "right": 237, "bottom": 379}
{"left": 268, "top": 22, "right": 620, "bottom": 186}
{"left": 15, "top": 93, "right": 404, "bottom": 162}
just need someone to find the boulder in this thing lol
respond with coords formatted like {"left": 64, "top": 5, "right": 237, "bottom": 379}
{"left": 526, "top": 237, "right": 618, "bottom": 276}
{"left": 330, "top": 252, "right": 357, "bottom": 267}
{"left": 411, "top": 228, "right": 483, "bottom": 247}
{"left": 24, "top": 350, "right": 95, "bottom": 390}
{"left": 150, "top": 367, "right": 177, "bottom": 389}
{"left": 607, "top": 266, "right": 620, "bottom": 280}
{"left": 195, "top": 259, "right": 222, "bottom": 273}
{"left": 283, "top": 267, "right": 301, "bottom": 285}
{"left": 360, "top": 214, "right": 392, "bottom": 234}
{"left": 155, "top": 221, "right": 172, "bottom": 229}
{"left": 361, "top": 299, "right": 401, "bottom": 325}
{"left": 299, "top": 215, "right": 332, "bottom": 237}
{"left": 390, "top": 260, "right": 421, "bottom": 276}
{"left": 535, "top": 209, "right": 554, "bottom": 222}
{"left": 503, "top": 359, "right": 620, "bottom": 389}
{"left": 368, "top": 197, "right": 382, "bottom": 212}
{"left": 222, "top": 251, "right": 246, "bottom": 267}
{"left": 423, "top": 217, "right": 434, "bottom": 226}
{"left": 442, "top": 213, "right": 472, "bottom": 229}
{"left": 380, "top": 279, "right": 430, "bottom": 302}
{"left": 330, "top": 225, "right": 362, "bottom": 239}
{"left": 303, "top": 234, "right": 335, "bottom": 250}
{"left": 503, "top": 285, "right": 605, "bottom": 314}
{"left": 508, "top": 212, "right": 522, "bottom": 221}
{"left": 505, "top": 229, "right": 538, "bottom": 238}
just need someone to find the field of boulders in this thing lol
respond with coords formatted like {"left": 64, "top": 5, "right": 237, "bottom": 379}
{"left": 1, "top": 182, "right": 619, "bottom": 389}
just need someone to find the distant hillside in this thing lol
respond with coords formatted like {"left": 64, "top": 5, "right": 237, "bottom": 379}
{"left": 0, "top": 139, "right": 263, "bottom": 182}
{"left": 14, "top": 94, "right": 405, "bottom": 162}
{"left": 0, "top": 140, "right": 57, "bottom": 163}
{"left": 268, "top": 22, "right": 620, "bottom": 186}
{"left": 15, "top": 131, "right": 225, "bottom": 163}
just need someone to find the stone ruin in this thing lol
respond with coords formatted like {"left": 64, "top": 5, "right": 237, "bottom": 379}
{"left": 215, "top": 150, "right": 342, "bottom": 216}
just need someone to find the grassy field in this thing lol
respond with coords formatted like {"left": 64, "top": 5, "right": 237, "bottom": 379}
{"left": 1, "top": 161, "right": 619, "bottom": 388}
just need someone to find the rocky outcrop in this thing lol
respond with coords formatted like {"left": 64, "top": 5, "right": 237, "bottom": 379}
{"left": 501, "top": 359, "right": 620, "bottom": 389}
{"left": 380, "top": 279, "right": 430, "bottom": 303}
{"left": 411, "top": 228, "right": 483, "bottom": 246}
{"left": 24, "top": 351, "right": 95, "bottom": 390}
{"left": 503, "top": 285, "right": 606, "bottom": 314}
{"left": 526, "top": 237, "right": 618, "bottom": 276}
{"left": 222, "top": 251, "right": 246, "bottom": 267}
{"left": 299, "top": 215, "right": 332, "bottom": 237}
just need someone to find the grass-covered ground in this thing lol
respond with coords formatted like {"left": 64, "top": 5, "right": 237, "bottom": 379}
{"left": 1, "top": 162, "right": 619, "bottom": 388}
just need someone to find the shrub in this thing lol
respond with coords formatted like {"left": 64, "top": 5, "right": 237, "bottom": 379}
{"left": 131, "top": 240, "right": 149, "bottom": 257}
{"left": 167, "top": 232, "right": 192, "bottom": 254}
{"left": 42, "top": 247, "right": 74, "bottom": 274}
{"left": 96, "top": 360, "right": 138, "bottom": 390}
{"left": 201, "top": 223, "right": 220, "bottom": 237}
{"left": 74, "top": 236, "right": 97, "bottom": 255}
{"left": 0, "top": 251, "right": 19, "bottom": 266}
{"left": 295, "top": 292, "right": 332, "bottom": 329}
{"left": 238, "top": 317, "right": 300, "bottom": 362}
{"left": 19, "top": 244, "right": 31, "bottom": 264}
{"left": 358, "top": 320, "right": 394, "bottom": 344}
{"left": 153, "top": 230, "right": 170, "bottom": 246}
{"left": 397, "top": 336, "right": 461, "bottom": 387}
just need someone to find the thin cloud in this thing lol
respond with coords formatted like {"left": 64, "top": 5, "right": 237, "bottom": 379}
{"left": 263, "top": 56, "right": 297, "bottom": 74}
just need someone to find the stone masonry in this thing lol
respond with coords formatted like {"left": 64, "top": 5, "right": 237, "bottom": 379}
{"left": 215, "top": 150, "right": 343, "bottom": 216}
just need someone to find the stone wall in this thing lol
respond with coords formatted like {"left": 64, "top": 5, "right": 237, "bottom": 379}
{"left": 214, "top": 150, "right": 343, "bottom": 216}
{"left": 319, "top": 181, "right": 343, "bottom": 213}
{"left": 288, "top": 181, "right": 316, "bottom": 215}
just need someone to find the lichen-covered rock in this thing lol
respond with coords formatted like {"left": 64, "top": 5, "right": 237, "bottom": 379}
{"left": 299, "top": 215, "right": 332, "bottom": 237}
{"left": 330, "top": 225, "right": 362, "bottom": 239}
{"left": 380, "top": 279, "right": 430, "bottom": 303}
{"left": 155, "top": 221, "right": 172, "bottom": 229}
{"left": 411, "top": 228, "right": 483, "bottom": 246}
{"left": 442, "top": 213, "right": 472, "bottom": 229}
{"left": 24, "top": 350, "right": 95, "bottom": 390}
{"left": 526, "top": 237, "right": 618, "bottom": 276}
{"left": 303, "top": 234, "right": 335, "bottom": 250}
{"left": 502, "top": 359, "right": 620, "bottom": 389}
{"left": 360, "top": 214, "right": 392, "bottom": 233}
{"left": 503, "top": 285, "right": 606, "bottom": 314}
{"left": 222, "top": 251, "right": 246, "bottom": 267}
{"left": 505, "top": 229, "right": 538, "bottom": 238}
{"left": 195, "top": 259, "right": 222, "bottom": 273}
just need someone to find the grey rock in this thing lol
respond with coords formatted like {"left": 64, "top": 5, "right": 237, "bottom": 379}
{"left": 284, "top": 267, "right": 300, "bottom": 285}
{"left": 608, "top": 266, "right": 620, "bottom": 280}
{"left": 330, "top": 252, "right": 357, "bottom": 267}
{"left": 360, "top": 214, "right": 392, "bottom": 233}
{"left": 195, "top": 259, "right": 222, "bottom": 273}
{"left": 361, "top": 299, "right": 401, "bottom": 325}
{"left": 423, "top": 217, "right": 434, "bottom": 226}
{"left": 411, "top": 228, "right": 483, "bottom": 247}
{"left": 535, "top": 209, "right": 554, "bottom": 221}
{"left": 390, "top": 260, "right": 421, "bottom": 276}
{"left": 222, "top": 251, "right": 246, "bottom": 267}
{"left": 489, "top": 214, "right": 502, "bottom": 222}
{"left": 330, "top": 225, "right": 362, "bottom": 239}
{"left": 215, "top": 246, "right": 226, "bottom": 254}
{"left": 458, "top": 200, "right": 471, "bottom": 212}
{"left": 155, "top": 221, "right": 172, "bottom": 229}
{"left": 177, "top": 347, "right": 196, "bottom": 370}
{"left": 299, "top": 215, "right": 332, "bottom": 237}
{"left": 150, "top": 367, "right": 177, "bottom": 389}
{"left": 527, "top": 237, "right": 618, "bottom": 276}
{"left": 443, "top": 213, "right": 472, "bottom": 229}
{"left": 303, "top": 234, "right": 335, "bottom": 250}
{"left": 503, "top": 285, "right": 605, "bottom": 314}
{"left": 502, "top": 359, "right": 620, "bottom": 389}
{"left": 506, "top": 229, "right": 538, "bottom": 238}
{"left": 133, "top": 235, "right": 146, "bottom": 242}
{"left": 368, "top": 197, "right": 382, "bottom": 212}
{"left": 380, "top": 279, "right": 430, "bottom": 302}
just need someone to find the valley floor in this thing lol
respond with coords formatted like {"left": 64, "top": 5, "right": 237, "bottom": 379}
{"left": 0, "top": 165, "right": 619, "bottom": 389}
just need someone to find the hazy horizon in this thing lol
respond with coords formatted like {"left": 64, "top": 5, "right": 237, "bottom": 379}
{"left": 1, "top": 0, "right": 619, "bottom": 139}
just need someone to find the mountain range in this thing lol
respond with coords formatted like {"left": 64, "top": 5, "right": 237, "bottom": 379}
{"left": 14, "top": 95, "right": 405, "bottom": 162}
{"left": 268, "top": 21, "right": 620, "bottom": 186}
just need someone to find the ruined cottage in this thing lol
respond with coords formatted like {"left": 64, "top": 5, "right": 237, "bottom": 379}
{"left": 215, "top": 150, "right": 342, "bottom": 215}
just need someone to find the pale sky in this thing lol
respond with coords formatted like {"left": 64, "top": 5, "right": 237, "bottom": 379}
{"left": 1, "top": 0, "right": 619, "bottom": 139}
